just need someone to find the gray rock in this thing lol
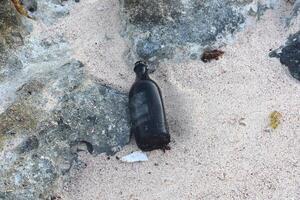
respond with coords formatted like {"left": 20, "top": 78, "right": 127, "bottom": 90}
{"left": 285, "top": 0, "right": 300, "bottom": 25}
{"left": 0, "top": 60, "right": 130, "bottom": 199}
{"left": 17, "top": 135, "right": 39, "bottom": 154}
{"left": 121, "top": 0, "right": 251, "bottom": 63}
{"left": 0, "top": 0, "right": 26, "bottom": 67}
{"left": 0, "top": 2, "right": 130, "bottom": 199}
{"left": 291, "top": 0, "right": 300, "bottom": 19}
{"left": 21, "top": 0, "right": 38, "bottom": 13}
{"left": 33, "top": 0, "right": 73, "bottom": 25}
{"left": 121, "top": 0, "right": 283, "bottom": 65}
{"left": 270, "top": 31, "right": 300, "bottom": 81}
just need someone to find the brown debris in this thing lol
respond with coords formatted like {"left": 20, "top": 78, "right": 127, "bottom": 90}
{"left": 10, "top": 0, "right": 32, "bottom": 19}
{"left": 201, "top": 49, "right": 225, "bottom": 63}
{"left": 269, "top": 111, "right": 282, "bottom": 129}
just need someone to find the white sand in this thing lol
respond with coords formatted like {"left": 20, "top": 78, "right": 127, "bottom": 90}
{"left": 35, "top": 0, "right": 300, "bottom": 199}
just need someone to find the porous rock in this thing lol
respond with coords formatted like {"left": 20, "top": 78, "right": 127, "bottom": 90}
{"left": 0, "top": 1, "right": 130, "bottom": 199}
{"left": 121, "top": 0, "right": 252, "bottom": 63}
{"left": 0, "top": 60, "right": 130, "bottom": 199}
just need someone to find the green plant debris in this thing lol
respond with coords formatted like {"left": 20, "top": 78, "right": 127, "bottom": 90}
{"left": 269, "top": 111, "right": 282, "bottom": 129}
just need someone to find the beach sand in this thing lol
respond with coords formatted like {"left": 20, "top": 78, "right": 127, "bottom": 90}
{"left": 35, "top": 0, "right": 300, "bottom": 199}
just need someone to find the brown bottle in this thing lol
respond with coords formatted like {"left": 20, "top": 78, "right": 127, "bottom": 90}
{"left": 129, "top": 61, "right": 170, "bottom": 151}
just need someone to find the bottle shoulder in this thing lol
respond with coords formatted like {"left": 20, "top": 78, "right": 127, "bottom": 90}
{"left": 129, "top": 79, "right": 161, "bottom": 96}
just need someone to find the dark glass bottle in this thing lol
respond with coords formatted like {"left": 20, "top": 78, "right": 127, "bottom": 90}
{"left": 129, "top": 61, "right": 170, "bottom": 151}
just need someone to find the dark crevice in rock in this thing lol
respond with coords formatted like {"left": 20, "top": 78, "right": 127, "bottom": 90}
{"left": 21, "top": 0, "right": 38, "bottom": 13}
{"left": 17, "top": 135, "right": 39, "bottom": 154}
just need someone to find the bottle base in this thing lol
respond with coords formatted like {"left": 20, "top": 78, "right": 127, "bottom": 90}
{"left": 135, "top": 134, "right": 170, "bottom": 151}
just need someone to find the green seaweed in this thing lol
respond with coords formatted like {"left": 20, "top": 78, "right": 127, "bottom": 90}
{"left": 269, "top": 111, "right": 282, "bottom": 129}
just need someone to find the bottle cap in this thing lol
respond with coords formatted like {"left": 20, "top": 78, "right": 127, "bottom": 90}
{"left": 134, "top": 61, "right": 148, "bottom": 74}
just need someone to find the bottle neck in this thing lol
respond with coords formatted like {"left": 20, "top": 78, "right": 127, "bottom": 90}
{"left": 134, "top": 61, "right": 149, "bottom": 81}
{"left": 136, "top": 71, "right": 150, "bottom": 80}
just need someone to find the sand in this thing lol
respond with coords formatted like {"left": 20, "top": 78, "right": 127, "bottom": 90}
{"left": 33, "top": 0, "right": 300, "bottom": 199}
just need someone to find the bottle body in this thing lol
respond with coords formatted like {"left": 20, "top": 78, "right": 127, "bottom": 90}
{"left": 129, "top": 63, "right": 170, "bottom": 151}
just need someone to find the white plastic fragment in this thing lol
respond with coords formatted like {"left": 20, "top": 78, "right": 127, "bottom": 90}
{"left": 120, "top": 151, "right": 148, "bottom": 163}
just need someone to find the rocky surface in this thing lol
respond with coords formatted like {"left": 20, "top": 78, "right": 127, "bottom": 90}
{"left": 21, "top": 0, "right": 38, "bottom": 13}
{"left": 0, "top": 59, "right": 130, "bottom": 199}
{"left": 0, "top": 0, "right": 26, "bottom": 67}
{"left": 270, "top": 31, "right": 300, "bottom": 81}
{"left": 120, "top": 0, "right": 279, "bottom": 67}
{"left": 1, "top": 0, "right": 299, "bottom": 199}
{"left": 32, "top": 0, "right": 74, "bottom": 25}
{"left": 0, "top": 1, "right": 130, "bottom": 199}
{"left": 290, "top": 0, "right": 300, "bottom": 21}
{"left": 269, "top": 0, "right": 300, "bottom": 80}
